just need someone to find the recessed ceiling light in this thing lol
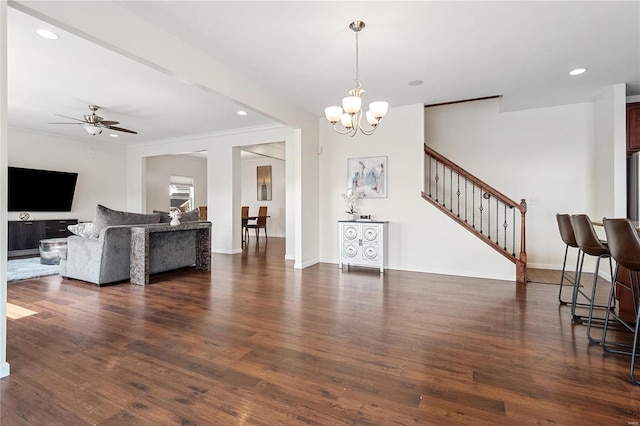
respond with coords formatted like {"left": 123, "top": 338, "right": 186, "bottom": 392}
{"left": 35, "top": 29, "right": 59, "bottom": 40}
{"left": 109, "top": 134, "right": 118, "bottom": 138}
{"left": 569, "top": 68, "right": 587, "bottom": 76}
{"left": 408, "top": 80, "right": 423, "bottom": 86}
{"left": 237, "top": 110, "right": 248, "bottom": 116}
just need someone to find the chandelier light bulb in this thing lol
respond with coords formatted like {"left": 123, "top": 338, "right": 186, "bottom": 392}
{"left": 325, "top": 106, "right": 343, "bottom": 124}
{"left": 369, "top": 101, "right": 389, "bottom": 119}
{"left": 365, "top": 111, "right": 378, "bottom": 126}
{"left": 341, "top": 113, "right": 353, "bottom": 129}
{"left": 342, "top": 96, "right": 362, "bottom": 114}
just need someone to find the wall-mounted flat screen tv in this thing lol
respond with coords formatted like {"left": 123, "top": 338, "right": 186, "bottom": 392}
{"left": 8, "top": 167, "right": 78, "bottom": 212}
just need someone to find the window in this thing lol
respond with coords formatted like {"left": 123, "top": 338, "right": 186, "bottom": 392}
{"left": 170, "top": 175, "right": 194, "bottom": 211}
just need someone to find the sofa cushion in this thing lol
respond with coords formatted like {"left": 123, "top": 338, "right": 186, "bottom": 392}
{"left": 91, "top": 204, "right": 160, "bottom": 238}
{"left": 68, "top": 222, "right": 95, "bottom": 238}
{"left": 154, "top": 208, "right": 200, "bottom": 223}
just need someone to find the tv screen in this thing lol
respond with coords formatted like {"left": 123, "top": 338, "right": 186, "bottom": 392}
{"left": 8, "top": 167, "right": 78, "bottom": 212}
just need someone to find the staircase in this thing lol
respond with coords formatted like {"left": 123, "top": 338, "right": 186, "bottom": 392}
{"left": 422, "top": 144, "right": 527, "bottom": 283}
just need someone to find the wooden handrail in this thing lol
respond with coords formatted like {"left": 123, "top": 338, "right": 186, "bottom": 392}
{"left": 424, "top": 144, "right": 523, "bottom": 212}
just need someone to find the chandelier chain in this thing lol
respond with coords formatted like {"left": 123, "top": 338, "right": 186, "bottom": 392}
{"left": 355, "top": 30, "right": 360, "bottom": 87}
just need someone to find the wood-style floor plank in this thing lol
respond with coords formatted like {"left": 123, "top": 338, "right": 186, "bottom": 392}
{"left": 2, "top": 237, "right": 640, "bottom": 425}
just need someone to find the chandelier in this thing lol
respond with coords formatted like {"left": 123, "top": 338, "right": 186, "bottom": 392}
{"left": 324, "top": 21, "right": 388, "bottom": 137}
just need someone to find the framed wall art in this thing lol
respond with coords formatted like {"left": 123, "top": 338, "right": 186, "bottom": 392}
{"left": 347, "top": 156, "right": 387, "bottom": 198}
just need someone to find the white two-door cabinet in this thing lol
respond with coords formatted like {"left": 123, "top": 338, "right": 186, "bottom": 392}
{"left": 338, "top": 220, "right": 389, "bottom": 273}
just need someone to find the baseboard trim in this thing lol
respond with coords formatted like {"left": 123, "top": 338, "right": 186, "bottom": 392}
{"left": 294, "top": 259, "right": 319, "bottom": 269}
{"left": 0, "top": 361, "right": 10, "bottom": 378}
{"left": 212, "top": 248, "right": 243, "bottom": 255}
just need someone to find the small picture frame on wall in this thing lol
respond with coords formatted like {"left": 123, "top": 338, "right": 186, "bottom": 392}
{"left": 347, "top": 156, "right": 387, "bottom": 198}
{"left": 257, "top": 165, "right": 272, "bottom": 201}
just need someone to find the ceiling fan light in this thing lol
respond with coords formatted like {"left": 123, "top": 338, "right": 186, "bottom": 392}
{"left": 342, "top": 96, "right": 362, "bottom": 114}
{"left": 84, "top": 124, "right": 102, "bottom": 135}
{"left": 369, "top": 101, "right": 389, "bottom": 119}
{"left": 325, "top": 106, "right": 343, "bottom": 124}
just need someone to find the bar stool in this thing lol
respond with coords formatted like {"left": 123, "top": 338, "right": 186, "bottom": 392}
{"left": 601, "top": 217, "right": 640, "bottom": 385}
{"left": 556, "top": 213, "right": 582, "bottom": 305}
{"left": 571, "top": 214, "right": 615, "bottom": 343}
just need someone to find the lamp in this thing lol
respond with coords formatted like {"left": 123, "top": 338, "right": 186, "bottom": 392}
{"left": 84, "top": 124, "right": 102, "bottom": 135}
{"left": 325, "top": 21, "right": 388, "bottom": 137}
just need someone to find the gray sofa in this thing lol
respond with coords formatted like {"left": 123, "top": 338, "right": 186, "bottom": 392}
{"left": 61, "top": 205, "right": 201, "bottom": 286}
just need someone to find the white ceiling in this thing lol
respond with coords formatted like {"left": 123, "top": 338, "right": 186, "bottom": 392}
{"left": 7, "top": 1, "right": 640, "bottom": 145}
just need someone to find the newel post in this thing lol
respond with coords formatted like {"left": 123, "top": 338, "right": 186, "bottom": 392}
{"left": 517, "top": 199, "right": 527, "bottom": 283}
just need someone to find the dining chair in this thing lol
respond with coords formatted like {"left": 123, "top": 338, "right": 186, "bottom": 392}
{"left": 601, "top": 217, "right": 640, "bottom": 385}
{"left": 556, "top": 214, "right": 582, "bottom": 305}
{"left": 571, "top": 214, "right": 615, "bottom": 343}
{"left": 245, "top": 206, "right": 268, "bottom": 242}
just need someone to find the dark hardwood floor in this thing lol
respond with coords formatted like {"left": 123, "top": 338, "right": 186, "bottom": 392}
{"left": 2, "top": 237, "right": 640, "bottom": 425}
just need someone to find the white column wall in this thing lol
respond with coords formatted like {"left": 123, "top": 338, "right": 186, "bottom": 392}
{"left": 594, "top": 84, "right": 627, "bottom": 220}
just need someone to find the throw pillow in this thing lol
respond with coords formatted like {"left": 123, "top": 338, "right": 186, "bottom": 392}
{"left": 91, "top": 204, "right": 161, "bottom": 238}
{"left": 67, "top": 222, "right": 95, "bottom": 238}
{"left": 181, "top": 208, "right": 200, "bottom": 222}
{"left": 154, "top": 210, "right": 171, "bottom": 223}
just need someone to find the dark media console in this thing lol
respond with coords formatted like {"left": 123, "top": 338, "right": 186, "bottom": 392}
{"left": 8, "top": 219, "right": 78, "bottom": 258}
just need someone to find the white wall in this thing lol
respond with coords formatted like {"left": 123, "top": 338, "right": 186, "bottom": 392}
{"left": 145, "top": 154, "right": 207, "bottom": 214}
{"left": 424, "top": 97, "right": 599, "bottom": 271}
{"left": 8, "top": 129, "right": 127, "bottom": 221}
{"left": 319, "top": 103, "right": 515, "bottom": 280}
{"left": 241, "top": 156, "right": 286, "bottom": 238}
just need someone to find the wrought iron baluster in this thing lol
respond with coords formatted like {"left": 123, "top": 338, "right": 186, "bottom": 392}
{"left": 472, "top": 183, "right": 475, "bottom": 228}
{"left": 512, "top": 207, "right": 516, "bottom": 256}
{"left": 487, "top": 193, "right": 491, "bottom": 239}
{"left": 435, "top": 160, "right": 439, "bottom": 202}
{"left": 496, "top": 199, "right": 499, "bottom": 244}
{"left": 442, "top": 162, "right": 446, "bottom": 208}
{"left": 428, "top": 155, "right": 432, "bottom": 197}
{"left": 456, "top": 173, "right": 460, "bottom": 217}
{"left": 479, "top": 187, "right": 484, "bottom": 234}
{"left": 503, "top": 204, "right": 508, "bottom": 250}
{"left": 449, "top": 168, "right": 453, "bottom": 212}
{"left": 465, "top": 178, "right": 468, "bottom": 223}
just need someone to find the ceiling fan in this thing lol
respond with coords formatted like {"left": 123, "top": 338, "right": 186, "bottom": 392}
{"left": 49, "top": 105, "right": 138, "bottom": 135}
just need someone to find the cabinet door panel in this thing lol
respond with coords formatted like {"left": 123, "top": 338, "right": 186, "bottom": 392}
{"left": 362, "top": 245, "right": 379, "bottom": 261}
{"left": 342, "top": 242, "right": 359, "bottom": 259}
{"left": 343, "top": 225, "right": 359, "bottom": 240}
{"left": 362, "top": 225, "right": 379, "bottom": 242}
{"left": 8, "top": 221, "right": 46, "bottom": 250}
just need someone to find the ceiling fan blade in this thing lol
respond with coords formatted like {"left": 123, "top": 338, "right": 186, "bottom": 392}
{"left": 100, "top": 120, "right": 120, "bottom": 126}
{"left": 104, "top": 125, "right": 138, "bottom": 134}
{"left": 54, "top": 114, "right": 86, "bottom": 122}
{"left": 48, "top": 122, "right": 83, "bottom": 125}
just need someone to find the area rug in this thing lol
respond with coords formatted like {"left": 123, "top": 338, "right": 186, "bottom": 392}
{"left": 7, "top": 257, "right": 60, "bottom": 282}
